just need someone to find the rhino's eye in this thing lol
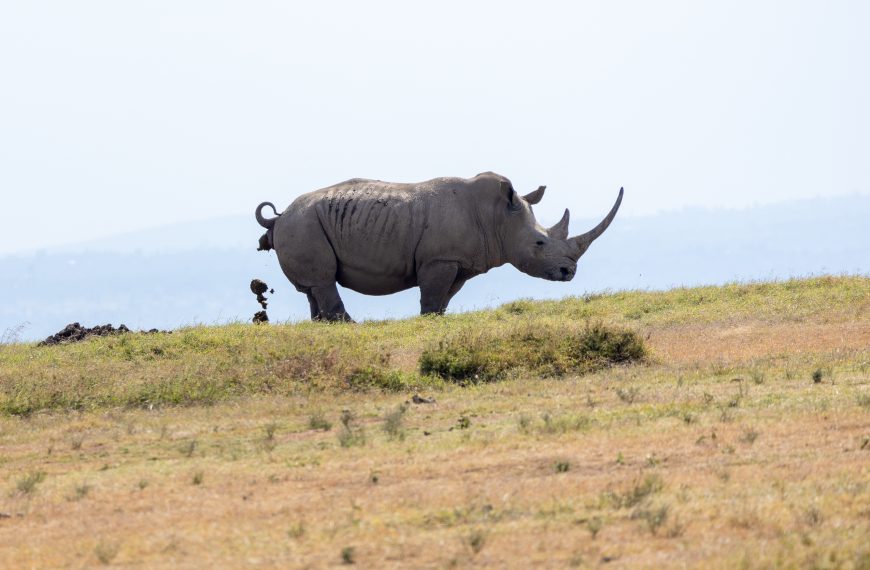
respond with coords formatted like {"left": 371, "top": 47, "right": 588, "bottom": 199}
{"left": 535, "top": 240, "right": 545, "bottom": 246}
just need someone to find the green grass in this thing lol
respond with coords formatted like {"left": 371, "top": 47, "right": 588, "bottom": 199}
{"left": 1, "top": 275, "right": 870, "bottom": 568}
{"left": 0, "top": 275, "right": 867, "bottom": 416}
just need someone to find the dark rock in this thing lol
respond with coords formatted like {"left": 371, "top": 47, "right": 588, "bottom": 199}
{"left": 411, "top": 395, "right": 436, "bottom": 405}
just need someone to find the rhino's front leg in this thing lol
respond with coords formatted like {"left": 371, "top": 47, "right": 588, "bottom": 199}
{"left": 418, "top": 261, "right": 460, "bottom": 315}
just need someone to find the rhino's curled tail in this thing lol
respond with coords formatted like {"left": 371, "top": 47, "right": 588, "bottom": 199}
{"left": 256, "top": 202, "right": 279, "bottom": 229}
{"left": 255, "top": 202, "right": 279, "bottom": 251}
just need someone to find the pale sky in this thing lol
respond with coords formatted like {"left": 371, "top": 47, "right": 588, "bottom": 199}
{"left": 1, "top": 1, "right": 868, "bottom": 254}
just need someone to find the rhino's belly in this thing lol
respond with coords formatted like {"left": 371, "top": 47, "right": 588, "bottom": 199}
{"left": 336, "top": 265, "right": 417, "bottom": 296}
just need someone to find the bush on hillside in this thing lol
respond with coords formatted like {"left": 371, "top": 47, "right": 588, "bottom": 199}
{"left": 419, "top": 322, "right": 645, "bottom": 383}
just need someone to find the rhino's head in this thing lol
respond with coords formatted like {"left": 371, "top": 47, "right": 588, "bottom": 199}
{"left": 498, "top": 179, "right": 623, "bottom": 282}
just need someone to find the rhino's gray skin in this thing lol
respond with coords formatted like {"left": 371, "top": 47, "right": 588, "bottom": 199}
{"left": 256, "top": 172, "right": 622, "bottom": 322}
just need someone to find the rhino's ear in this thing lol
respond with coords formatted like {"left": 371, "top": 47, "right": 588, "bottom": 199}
{"left": 523, "top": 186, "right": 546, "bottom": 205}
{"left": 501, "top": 180, "right": 521, "bottom": 211}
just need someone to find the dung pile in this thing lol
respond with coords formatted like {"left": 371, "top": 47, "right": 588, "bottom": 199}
{"left": 39, "top": 322, "right": 130, "bottom": 346}
{"left": 38, "top": 323, "right": 168, "bottom": 347}
{"left": 250, "top": 279, "right": 274, "bottom": 323}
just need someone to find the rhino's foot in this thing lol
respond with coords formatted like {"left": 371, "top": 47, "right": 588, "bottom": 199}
{"left": 307, "top": 284, "right": 354, "bottom": 323}
{"left": 312, "top": 312, "right": 354, "bottom": 323}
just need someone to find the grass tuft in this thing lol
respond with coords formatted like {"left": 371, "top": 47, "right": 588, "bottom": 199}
{"left": 68, "top": 483, "right": 92, "bottom": 502}
{"left": 15, "top": 471, "right": 46, "bottom": 495}
{"left": 308, "top": 412, "right": 333, "bottom": 431}
{"left": 338, "top": 410, "right": 366, "bottom": 448}
{"left": 632, "top": 504, "right": 670, "bottom": 535}
{"left": 94, "top": 540, "right": 120, "bottom": 565}
{"left": 466, "top": 529, "right": 487, "bottom": 555}
{"left": 382, "top": 403, "right": 408, "bottom": 440}
{"left": 602, "top": 474, "right": 664, "bottom": 509}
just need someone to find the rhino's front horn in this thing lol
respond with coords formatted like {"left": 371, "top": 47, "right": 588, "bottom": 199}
{"left": 569, "top": 187, "right": 623, "bottom": 258}
{"left": 548, "top": 209, "right": 570, "bottom": 240}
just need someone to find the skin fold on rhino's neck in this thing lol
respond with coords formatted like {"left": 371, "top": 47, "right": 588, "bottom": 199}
{"left": 468, "top": 197, "right": 508, "bottom": 273}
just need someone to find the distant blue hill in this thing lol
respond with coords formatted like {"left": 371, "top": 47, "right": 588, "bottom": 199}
{"left": 2, "top": 194, "right": 868, "bottom": 342}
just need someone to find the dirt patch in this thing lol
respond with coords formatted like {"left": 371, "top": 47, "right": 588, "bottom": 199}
{"left": 37, "top": 323, "right": 166, "bottom": 347}
{"left": 648, "top": 320, "right": 870, "bottom": 365}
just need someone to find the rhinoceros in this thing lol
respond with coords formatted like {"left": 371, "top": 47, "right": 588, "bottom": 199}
{"left": 255, "top": 172, "right": 622, "bottom": 321}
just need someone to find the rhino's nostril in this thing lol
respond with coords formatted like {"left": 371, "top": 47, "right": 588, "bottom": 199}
{"left": 560, "top": 267, "right": 570, "bottom": 278}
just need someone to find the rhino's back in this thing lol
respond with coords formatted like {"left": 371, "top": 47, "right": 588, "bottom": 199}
{"left": 307, "top": 178, "right": 459, "bottom": 294}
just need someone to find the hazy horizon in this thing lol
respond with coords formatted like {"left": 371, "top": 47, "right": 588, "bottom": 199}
{"left": 4, "top": 190, "right": 865, "bottom": 257}
{"left": 3, "top": 193, "right": 867, "bottom": 342}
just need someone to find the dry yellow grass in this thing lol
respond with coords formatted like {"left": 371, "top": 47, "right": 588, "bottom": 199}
{"left": 1, "top": 276, "right": 869, "bottom": 568}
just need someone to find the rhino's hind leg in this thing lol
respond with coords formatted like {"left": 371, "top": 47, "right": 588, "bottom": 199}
{"left": 418, "top": 261, "right": 460, "bottom": 315}
{"left": 306, "top": 293, "right": 319, "bottom": 320}
{"left": 311, "top": 284, "right": 354, "bottom": 322}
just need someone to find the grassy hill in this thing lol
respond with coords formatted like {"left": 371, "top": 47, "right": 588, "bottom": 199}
{"left": 1, "top": 276, "right": 869, "bottom": 568}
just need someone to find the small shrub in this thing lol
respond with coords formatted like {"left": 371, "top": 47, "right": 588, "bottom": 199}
{"left": 632, "top": 504, "right": 669, "bottom": 535}
{"left": 69, "top": 483, "right": 92, "bottom": 501}
{"left": 540, "top": 413, "right": 590, "bottom": 434}
{"left": 338, "top": 410, "right": 365, "bottom": 448}
{"left": 666, "top": 517, "right": 688, "bottom": 538}
{"left": 180, "top": 440, "right": 197, "bottom": 458}
{"left": 288, "top": 522, "right": 305, "bottom": 539}
{"left": 603, "top": 474, "right": 664, "bottom": 509}
{"left": 740, "top": 428, "right": 760, "bottom": 445}
{"left": 264, "top": 422, "right": 278, "bottom": 441}
{"left": 502, "top": 299, "right": 535, "bottom": 314}
{"left": 16, "top": 471, "right": 46, "bottom": 495}
{"left": 341, "top": 546, "right": 355, "bottom": 565}
{"left": 517, "top": 414, "right": 532, "bottom": 434}
{"left": 70, "top": 433, "right": 85, "bottom": 451}
{"left": 586, "top": 516, "right": 603, "bottom": 539}
{"left": 616, "top": 386, "right": 640, "bottom": 404}
{"left": 803, "top": 506, "right": 824, "bottom": 528}
{"left": 555, "top": 461, "right": 571, "bottom": 473}
{"left": 466, "top": 529, "right": 487, "bottom": 554}
{"left": 192, "top": 471, "right": 204, "bottom": 485}
{"left": 308, "top": 412, "right": 332, "bottom": 431}
{"left": 751, "top": 369, "right": 765, "bottom": 385}
{"left": 138, "top": 479, "right": 149, "bottom": 490}
{"left": 456, "top": 415, "right": 471, "bottom": 430}
{"left": 382, "top": 404, "right": 408, "bottom": 440}
{"left": 94, "top": 540, "right": 120, "bottom": 565}
{"left": 419, "top": 322, "right": 645, "bottom": 383}
{"left": 347, "top": 367, "right": 415, "bottom": 392}
{"left": 812, "top": 369, "right": 824, "bottom": 384}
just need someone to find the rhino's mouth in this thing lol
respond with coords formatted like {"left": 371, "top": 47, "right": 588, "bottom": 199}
{"left": 546, "top": 266, "right": 575, "bottom": 281}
